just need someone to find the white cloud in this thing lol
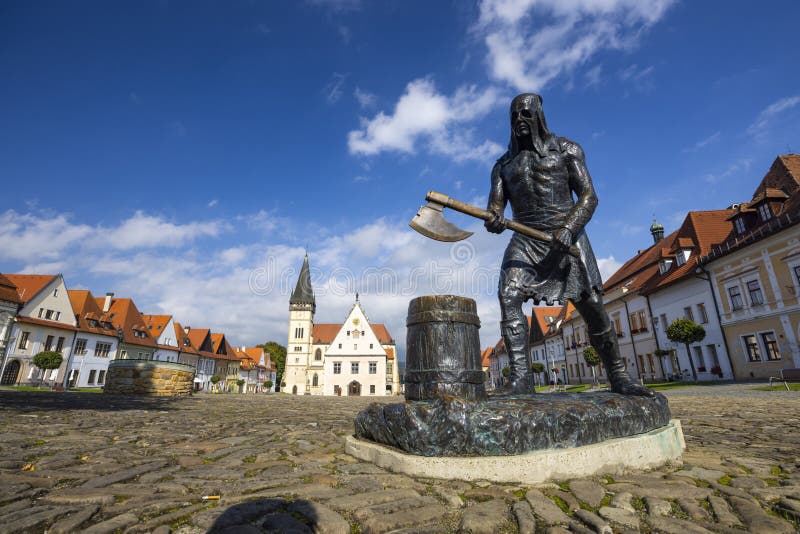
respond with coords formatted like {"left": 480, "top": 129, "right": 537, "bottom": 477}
{"left": 703, "top": 158, "right": 753, "bottom": 185}
{"left": 683, "top": 131, "right": 721, "bottom": 153}
{"left": 477, "top": 0, "right": 673, "bottom": 91}
{"left": 338, "top": 25, "right": 352, "bottom": 44}
{"left": 0, "top": 210, "right": 93, "bottom": 261}
{"left": 747, "top": 95, "right": 800, "bottom": 137}
{"left": 102, "top": 212, "right": 227, "bottom": 250}
{"left": 596, "top": 255, "right": 622, "bottom": 282}
{"left": 323, "top": 72, "right": 348, "bottom": 104}
{"left": 354, "top": 86, "right": 377, "bottom": 109}
{"left": 584, "top": 64, "right": 603, "bottom": 87}
{"left": 347, "top": 78, "right": 503, "bottom": 161}
{"left": 208, "top": 199, "right": 219, "bottom": 208}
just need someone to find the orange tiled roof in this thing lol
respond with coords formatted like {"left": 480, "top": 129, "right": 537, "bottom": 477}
{"left": 173, "top": 322, "right": 200, "bottom": 355}
{"left": 385, "top": 347, "right": 395, "bottom": 360}
{"left": 481, "top": 347, "right": 493, "bottom": 367}
{"left": 312, "top": 323, "right": 395, "bottom": 345}
{"left": 142, "top": 315, "right": 171, "bottom": 339}
{"left": 603, "top": 231, "right": 678, "bottom": 293}
{"left": 69, "top": 290, "right": 118, "bottom": 337}
{"left": 16, "top": 316, "right": 77, "bottom": 331}
{"left": 4, "top": 274, "right": 56, "bottom": 304}
{"left": 94, "top": 296, "right": 157, "bottom": 348}
{"left": 0, "top": 274, "right": 21, "bottom": 304}
{"left": 641, "top": 209, "right": 734, "bottom": 295}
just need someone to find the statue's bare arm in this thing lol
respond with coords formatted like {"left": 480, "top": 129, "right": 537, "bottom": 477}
{"left": 485, "top": 159, "right": 507, "bottom": 233}
{"left": 562, "top": 139, "right": 598, "bottom": 237}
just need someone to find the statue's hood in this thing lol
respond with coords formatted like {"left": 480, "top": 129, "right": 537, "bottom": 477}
{"left": 509, "top": 93, "right": 552, "bottom": 156}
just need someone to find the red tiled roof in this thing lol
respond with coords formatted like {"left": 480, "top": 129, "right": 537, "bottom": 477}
{"left": 385, "top": 347, "right": 395, "bottom": 360}
{"left": 312, "top": 323, "right": 395, "bottom": 345}
{"left": 69, "top": 290, "right": 118, "bottom": 337}
{"left": 640, "top": 209, "right": 734, "bottom": 295}
{"left": 603, "top": 232, "right": 677, "bottom": 293}
{"left": 481, "top": 347, "right": 493, "bottom": 367}
{"left": 0, "top": 274, "right": 21, "bottom": 304}
{"left": 93, "top": 296, "right": 157, "bottom": 347}
{"left": 173, "top": 322, "right": 200, "bottom": 355}
{"left": 142, "top": 315, "right": 171, "bottom": 339}
{"left": 16, "top": 316, "right": 76, "bottom": 331}
{"left": 4, "top": 274, "right": 56, "bottom": 304}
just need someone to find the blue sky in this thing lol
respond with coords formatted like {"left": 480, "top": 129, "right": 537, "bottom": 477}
{"left": 2, "top": 0, "right": 799, "bottom": 358}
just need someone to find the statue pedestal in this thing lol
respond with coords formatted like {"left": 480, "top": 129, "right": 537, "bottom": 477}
{"left": 346, "top": 419, "right": 685, "bottom": 485}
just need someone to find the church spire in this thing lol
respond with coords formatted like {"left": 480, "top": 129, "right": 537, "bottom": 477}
{"left": 290, "top": 254, "right": 316, "bottom": 313}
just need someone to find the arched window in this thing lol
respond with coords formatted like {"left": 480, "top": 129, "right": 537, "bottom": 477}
{"left": 312, "top": 373, "right": 319, "bottom": 386}
{"left": 315, "top": 348, "right": 322, "bottom": 361}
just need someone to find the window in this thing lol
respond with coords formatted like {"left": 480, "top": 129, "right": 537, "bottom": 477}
{"left": 351, "top": 362, "right": 359, "bottom": 374}
{"left": 747, "top": 280, "right": 764, "bottom": 306}
{"left": 369, "top": 361, "right": 377, "bottom": 374}
{"left": 794, "top": 265, "right": 800, "bottom": 287}
{"left": 370, "top": 384, "right": 375, "bottom": 394}
{"left": 697, "top": 303, "right": 708, "bottom": 324}
{"left": 629, "top": 313, "right": 639, "bottom": 332}
{"left": 55, "top": 312, "right": 61, "bottom": 321}
{"left": 294, "top": 327, "right": 304, "bottom": 339}
{"left": 294, "top": 346, "right": 302, "bottom": 352}
{"left": 338, "top": 343, "right": 342, "bottom": 349}
{"left": 761, "top": 332, "right": 780, "bottom": 361}
{"left": 659, "top": 314, "right": 668, "bottom": 332}
{"left": 659, "top": 259, "right": 673, "bottom": 274}
{"left": 44, "top": 335, "right": 54, "bottom": 351}
{"left": 88, "top": 369, "right": 96, "bottom": 385}
{"left": 53, "top": 288, "right": 58, "bottom": 297}
{"left": 98, "top": 370, "right": 106, "bottom": 384}
{"left": 352, "top": 329, "right": 360, "bottom": 339}
{"left": 75, "top": 338, "right": 87, "bottom": 354}
{"left": 38, "top": 308, "right": 44, "bottom": 318}
{"left": 45, "top": 310, "right": 54, "bottom": 320}
{"left": 18, "top": 331, "right": 30, "bottom": 350}
{"left": 637, "top": 310, "right": 648, "bottom": 331}
{"left": 683, "top": 306, "right": 694, "bottom": 322}
{"left": 647, "top": 354, "right": 655, "bottom": 374}
{"left": 119, "top": 350, "right": 127, "bottom": 359}
{"left": 354, "top": 344, "right": 357, "bottom": 350}
{"left": 728, "top": 286, "right": 744, "bottom": 310}
{"left": 333, "top": 362, "right": 341, "bottom": 374}
{"left": 95, "top": 342, "right": 111, "bottom": 357}
{"left": 613, "top": 314, "right": 622, "bottom": 335}
{"left": 693, "top": 346, "right": 705, "bottom": 370}
{"left": 314, "top": 348, "right": 322, "bottom": 361}
{"left": 369, "top": 343, "right": 373, "bottom": 349}
{"left": 707, "top": 345, "right": 720, "bottom": 369}
{"left": 743, "top": 335, "right": 761, "bottom": 362}
{"left": 346, "top": 330, "right": 350, "bottom": 336}
{"left": 312, "top": 373, "right": 318, "bottom": 386}
{"left": 55, "top": 337, "right": 65, "bottom": 353}
{"left": 675, "top": 252, "right": 687, "bottom": 267}
{"left": 758, "top": 203, "right": 772, "bottom": 222}
{"left": 734, "top": 217, "right": 746, "bottom": 235}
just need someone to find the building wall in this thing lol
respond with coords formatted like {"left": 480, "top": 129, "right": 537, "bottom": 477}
{"left": 604, "top": 292, "right": 661, "bottom": 382}
{"left": 64, "top": 332, "right": 120, "bottom": 389}
{"left": 649, "top": 276, "right": 733, "bottom": 380}
{"left": 707, "top": 225, "right": 800, "bottom": 378}
{"left": 323, "top": 354, "right": 386, "bottom": 396}
{"left": 284, "top": 305, "right": 312, "bottom": 394}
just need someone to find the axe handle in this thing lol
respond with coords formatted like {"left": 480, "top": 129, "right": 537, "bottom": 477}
{"left": 426, "top": 191, "right": 581, "bottom": 258}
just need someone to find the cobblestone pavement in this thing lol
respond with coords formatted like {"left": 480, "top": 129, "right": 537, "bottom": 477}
{"left": 0, "top": 385, "right": 798, "bottom": 533}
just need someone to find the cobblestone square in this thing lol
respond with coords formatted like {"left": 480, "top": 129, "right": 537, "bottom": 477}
{"left": 0, "top": 384, "right": 798, "bottom": 533}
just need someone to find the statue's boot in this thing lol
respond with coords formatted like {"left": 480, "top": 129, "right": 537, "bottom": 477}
{"left": 590, "top": 326, "right": 654, "bottom": 397}
{"left": 501, "top": 318, "right": 535, "bottom": 395}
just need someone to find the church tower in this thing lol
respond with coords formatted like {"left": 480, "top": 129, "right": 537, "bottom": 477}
{"left": 285, "top": 254, "right": 315, "bottom": 395}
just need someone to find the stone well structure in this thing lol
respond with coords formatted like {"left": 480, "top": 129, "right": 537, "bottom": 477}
{"left": 104, "top": 359, "right": 195, "bottom": 397}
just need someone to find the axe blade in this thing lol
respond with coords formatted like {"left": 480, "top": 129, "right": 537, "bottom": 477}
{"left": 409, "top": 202, "right": 474, "bottom": 242}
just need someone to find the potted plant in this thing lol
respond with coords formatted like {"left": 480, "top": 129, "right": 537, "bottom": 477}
{"left": 264, "top": 380, "right": 273, "bottom": 393}
{"left": 210, "top": 375, "right": 221, "bottom": 392}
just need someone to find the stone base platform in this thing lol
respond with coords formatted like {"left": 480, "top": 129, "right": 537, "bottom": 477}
{"left": 346, "top": 419, "right": 685, "bottom": 485}
{"left": 354, "top": 392, "right": 672, "bottom": 456}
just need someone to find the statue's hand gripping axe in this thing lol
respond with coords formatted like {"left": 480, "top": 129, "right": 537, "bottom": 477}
{"left": 409, "top": 190, "right": 580, "bottom": 258}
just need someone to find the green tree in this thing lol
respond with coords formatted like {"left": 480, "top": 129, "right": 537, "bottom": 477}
{"left": 530, "top": 362, "right": 545, "bottom": 387}
{"left": 210, "top": 375, "right": 221, "bottom": 384}
{"left": 582, "top": 346, "right": 601, "bottom": 385}
{"left": 501, "top": 366, "right": 510, "bottom": 379}
{"left": 666, "top": 318, "right": 706, "bottom": 383}
{"left": 258, "top": 341, "right": 286, "bottom": 389}
{"left": 264, "top": 380, "right": 273, "bottom": 392}
{"left": 32, "top": 351, "right": 63, "bottom": 388}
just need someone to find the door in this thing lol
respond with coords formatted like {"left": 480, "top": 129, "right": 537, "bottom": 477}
{"left": 1, "top": 360, "right": 20, "bottom": 385}
{"left": 348, "top": 381, "right": 361, "bottom": 396}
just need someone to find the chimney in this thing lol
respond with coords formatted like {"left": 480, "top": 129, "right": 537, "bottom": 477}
{"left": 184, "top": 326, "right": 191, "bottom": 333}
{"left": 103, "top": 292, "right": 114, "bottom": 313}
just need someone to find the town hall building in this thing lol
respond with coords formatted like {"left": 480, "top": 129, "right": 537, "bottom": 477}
{"left": 283, "top": 255, "right": 400, "bottom": 396}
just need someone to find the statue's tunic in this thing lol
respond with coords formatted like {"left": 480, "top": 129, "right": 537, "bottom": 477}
{"left": 495, "top": 135, "right": 603, "bottom": 305}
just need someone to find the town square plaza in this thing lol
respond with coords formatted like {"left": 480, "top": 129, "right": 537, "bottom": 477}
{"left": 0, "top": 383, "right": 798, "bottom": 533}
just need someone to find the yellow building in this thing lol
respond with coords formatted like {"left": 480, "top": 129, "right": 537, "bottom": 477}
{"left": 699, "top": 155, "right": 800, "bottom": 379}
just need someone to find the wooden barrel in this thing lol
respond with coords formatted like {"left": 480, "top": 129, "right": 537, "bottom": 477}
{"left": 404, "top": 295, "right": 487, "bottom": 401}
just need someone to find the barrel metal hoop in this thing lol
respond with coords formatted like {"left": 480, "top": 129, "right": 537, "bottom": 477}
{"left": 404, "top": 370, "right": 486, "bottom": 385}
{"left": 406, "top": 310, "right": 481, "bottom": 327}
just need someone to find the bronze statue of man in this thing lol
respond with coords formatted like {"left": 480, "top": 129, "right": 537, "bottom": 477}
{"left": 486, "top": 93, "right": 652, "bottom": 396}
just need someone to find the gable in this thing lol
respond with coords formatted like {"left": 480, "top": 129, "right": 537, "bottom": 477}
{"left": 323, "top": 302, "right": 387, "bottom": 356}
{"left": 15, "top": 275, "right": 75, "bottom": 327}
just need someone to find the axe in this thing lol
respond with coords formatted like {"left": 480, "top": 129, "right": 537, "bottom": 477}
{"left": 409, "top": 191, "right": 581, "bottom": 258}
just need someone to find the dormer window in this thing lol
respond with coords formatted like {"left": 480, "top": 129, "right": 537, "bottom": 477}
{"left": 675, "top": 249, "right": 691, "bottom": 267}
{"left": 757, "top": 203, "right": 772, "bottom": 222}
{"left": 659, "top": 259, "right": 673, "bottom": 274}
{"left": 734, "top": 217, "right": 746, "bottom": 235}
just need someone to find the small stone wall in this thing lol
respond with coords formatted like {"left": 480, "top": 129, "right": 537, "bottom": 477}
{"left": 104, "top": 359, "right": 195, "bottom": 397}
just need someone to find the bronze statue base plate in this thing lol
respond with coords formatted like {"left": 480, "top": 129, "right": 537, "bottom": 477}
{"left": 354, "top": 391, "right": 671, "bottom": 457}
